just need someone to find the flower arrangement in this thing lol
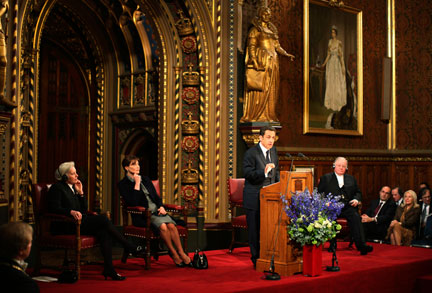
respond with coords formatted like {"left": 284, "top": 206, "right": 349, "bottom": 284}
{"left": 282, "top": 188, "right": 345, "bottom": 246}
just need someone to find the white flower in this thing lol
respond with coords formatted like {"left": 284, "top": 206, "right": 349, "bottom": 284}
{"left": 314, "top": 222, "right": 322, "bottom": 229}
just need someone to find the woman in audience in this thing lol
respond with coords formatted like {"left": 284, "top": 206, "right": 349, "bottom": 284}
{"left": 118, "top": 155, "right": 191, "bottom": 267}
{"left": 48, "top": 161, "right": 143, "bottom": 281}
{"left": 387, "top": 190, "right": 421, "bottom": 246}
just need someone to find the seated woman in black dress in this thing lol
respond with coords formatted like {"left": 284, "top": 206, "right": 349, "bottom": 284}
{"left": 118, "top": 155, "right": 191, "bottom": 267}
{"left": 47, "top": 161, "right": 143, "bottom": 281}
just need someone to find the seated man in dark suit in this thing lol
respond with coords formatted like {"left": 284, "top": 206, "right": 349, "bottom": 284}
{"left": 318, "top": 157, "right": 373, "bottom": 255}
{"left": 0, "top": 222, "right": 39, "bottom": 292}
{"left": 418, "top": 187, "right": 432, "bottom": 239}
{"left": 361, "top": 186, "right": 397, "bottom": 241}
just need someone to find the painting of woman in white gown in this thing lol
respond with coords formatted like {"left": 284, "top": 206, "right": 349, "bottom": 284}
{"left": 304, "top": 1, "right": 362, "bottom": 135}
{"left": 321, "top": 26, "right": 346, "bottom": 113}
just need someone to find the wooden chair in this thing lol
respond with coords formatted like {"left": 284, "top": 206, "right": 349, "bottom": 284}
{"left": 31, "top": 183, "right": 99, "bottom": 279}
{"left": 227, "top": 178, "right": 248, "bottom": 253}
{"left": 120, "top": 180, "right": 188, "bottom": 269}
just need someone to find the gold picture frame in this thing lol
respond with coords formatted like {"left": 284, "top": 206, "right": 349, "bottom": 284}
{"left": 303, "top": 0, "right": 363, "bottom": 135}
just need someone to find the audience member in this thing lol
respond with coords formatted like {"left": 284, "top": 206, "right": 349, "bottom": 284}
{"left": 418, "top": 187, "right": 431, "bottom": 239}
{"left": 387, "top": 190, "right": 421, "bottom": 246}
{"left": 118, "top": 155, "right": 192, "bottom": 267}
{"left": 0, "top": 222, "right": 39, "bottom": 292}
{"left": 419, "top": 182, "right": 430, "bottom": 191}
{"left": 48, "top": 161, "right": 143, "bottom": 281}
{"left": 392, "top": 187, "right": 404, "bottom": 206}
{"left": 318, "top": 157, "right": 373, "bottom": 255}
{"left": 361, "top": 186, "right": 396, "bottom": 241}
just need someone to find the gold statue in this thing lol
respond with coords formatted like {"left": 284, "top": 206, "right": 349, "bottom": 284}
{"left": 240, "top": 6, "right": 294, "bottom": 123}
{"left": 0, "top": 0, "right": 15, "bottom": 108}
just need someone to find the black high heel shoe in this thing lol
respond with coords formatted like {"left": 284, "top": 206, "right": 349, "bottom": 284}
{"left": 175, "top": 261, "right": 186, "bottom": 268}
{"left": 102, "top": 269, "right": 126, "bottom": 281}
{"left": 181, "top": 253, "right": 193, "bottom": 267}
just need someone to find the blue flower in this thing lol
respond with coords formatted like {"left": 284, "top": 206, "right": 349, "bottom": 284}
{"left": 281, "top": 188, "right": 344, "bottom": 246}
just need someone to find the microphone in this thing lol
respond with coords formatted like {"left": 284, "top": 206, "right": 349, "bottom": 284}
{"left": 297, "top": 152, "right": 307, "bottom": 159}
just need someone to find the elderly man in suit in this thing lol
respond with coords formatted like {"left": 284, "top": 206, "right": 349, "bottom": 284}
{"left": 318, "top": 157, "right": 373, "bottom": 255}
{"left": 361, "top": 186, "right": 397, "bottom": 241}
{"left": 243, "top": 126, "right": 279, "bottom": 266}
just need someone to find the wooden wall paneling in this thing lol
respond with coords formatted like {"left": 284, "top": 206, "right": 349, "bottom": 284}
{"left": 414, "top": 165, "right": 430, "bottom": 190}
{"left": 279, "top": 157, "right": 431, "bottom": 210}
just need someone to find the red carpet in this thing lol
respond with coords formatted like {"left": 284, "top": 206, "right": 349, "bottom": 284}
{"left": 36, "top": 242, "right": 432, "bottom": 293}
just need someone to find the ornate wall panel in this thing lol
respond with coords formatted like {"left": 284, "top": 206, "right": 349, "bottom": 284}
{"left": 259, "top": 0, "right": 389, "bottom": 150}
{"left": 395, "top": 0, "right": 432, "bottom": 150}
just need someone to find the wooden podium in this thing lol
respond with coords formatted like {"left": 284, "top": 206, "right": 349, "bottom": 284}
{"left": 255, "top": 171, "right": 313, "bottom": 276}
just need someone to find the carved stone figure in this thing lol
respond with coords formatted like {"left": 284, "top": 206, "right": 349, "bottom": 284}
{"left": 0, "top": 0, "right": 15, "bottom": 108}
{"left": 240, "top": 6, "right": 294, "bottom": 123}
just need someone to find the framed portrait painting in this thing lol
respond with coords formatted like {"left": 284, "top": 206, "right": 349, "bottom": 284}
{"left": 303, "top": 0, "right": 363, "bottom": 135}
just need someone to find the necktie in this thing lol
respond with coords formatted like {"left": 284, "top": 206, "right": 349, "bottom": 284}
{"left": 374, "top": 201, "right": 383, "bottom": 216}
{"left": 422, "top": 205, "right": 428, "bottom": 224}
{"left": 265, "top": 150, "right": 270, "bottom": 163}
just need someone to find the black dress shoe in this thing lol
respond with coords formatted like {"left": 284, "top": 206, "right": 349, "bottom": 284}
{"left": 359, "top": 244, "right": 373, "bottom": 255}
{"left": 102, "top": 269, "right": 126, "bottom": 281}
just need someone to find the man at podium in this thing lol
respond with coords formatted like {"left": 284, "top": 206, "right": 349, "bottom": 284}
{"left": 243, "top": 126, "right": 279, "bottom": 267}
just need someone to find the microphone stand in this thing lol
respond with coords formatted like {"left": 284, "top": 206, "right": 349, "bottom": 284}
{"left": 326, "top": 238, "right": 340, "bottom": 271}
{"left": 264, "top": 153, "right": 295, "bottom": 281}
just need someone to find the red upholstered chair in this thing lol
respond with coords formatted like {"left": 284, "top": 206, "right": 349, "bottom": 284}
{"left": 32, "top": 183, "right": 99, "bottom": 279}
{"left": 227, "top": 178, "right": 248, "bottom": 253}
{"left": 120, "top": 179, "right": 188, "bottom": 269}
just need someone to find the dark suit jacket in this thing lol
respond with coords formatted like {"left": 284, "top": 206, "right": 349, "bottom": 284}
{"left": 366, "top": 199, "right": 397, "bottom": 225}
{"left": 365, "top": 198, "right": 397, "bottom": 236}
{"left": 418, "top": 202, "right": 432, "bottom": 237}
{"left": 419, "top": 202, "right": 432, "bottom": 219}
{"left": 0, "top": 258, "right": 39, "bottom": 293}
{"left": 118, "top": 176, "right": 162, "bottom": 209}
{"left": 118, "top": 175, "right": 163, "bottom": 227}
{"left": 242, "top": 144, "right": 279, "bottom": 211}
{"left": 47, "top": 181, "right": 88, "bottom": 234}
{"left": 47, "top": 181, "right": 88, "bottom": 215}
{"left": 317, "top": 172, "right": 362, "bottom": 204}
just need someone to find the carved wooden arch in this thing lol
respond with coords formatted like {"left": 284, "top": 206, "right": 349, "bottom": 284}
{"left": 19, "top": 0, "right": 108, "bottom": 215}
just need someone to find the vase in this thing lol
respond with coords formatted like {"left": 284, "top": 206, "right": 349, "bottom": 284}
{"left": 302, "top": 244, "right": 322, "bottom": 277}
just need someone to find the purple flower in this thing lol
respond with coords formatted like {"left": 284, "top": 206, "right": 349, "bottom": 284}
{"left": 281, "top": 188, "right": 344, "bottom": 246}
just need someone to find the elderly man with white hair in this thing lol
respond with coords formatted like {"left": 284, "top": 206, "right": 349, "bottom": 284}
{"left": 318, "top": 157, "right": 373, "bottom": 255}
{"left": 47, "top": 161, "right": 143, "bottom": 281}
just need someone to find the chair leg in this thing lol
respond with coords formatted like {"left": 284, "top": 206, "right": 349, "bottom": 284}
{"left": 62, "top": 249, "right": 69, "bottom": 267}
{"left": 144, "top": 238, "right": 151, "bottom": 270}
{"left": 229, "top": 228, "right": 236, "bottom": 253}
{"left": 76, "top": 248, "right": 81, "bottom": 280}
{"left": 121, "top": 248, "right": 129, "bottom": 264}
{"left": 183, "top": 235, "right": 188, "bottom": 253}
